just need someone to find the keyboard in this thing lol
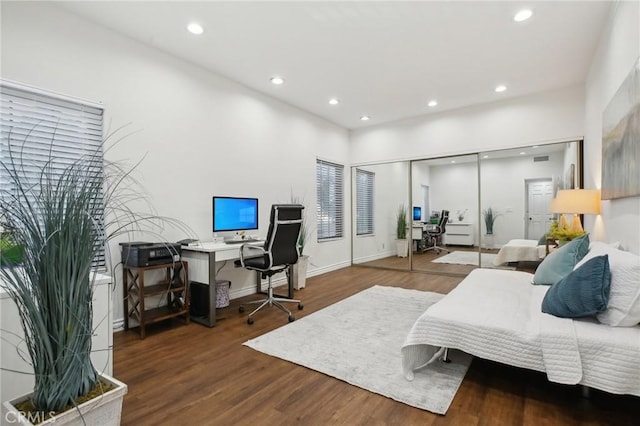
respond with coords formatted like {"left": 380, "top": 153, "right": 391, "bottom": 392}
{"left": 225, "top": 239, "right": 260, "bottom": 245}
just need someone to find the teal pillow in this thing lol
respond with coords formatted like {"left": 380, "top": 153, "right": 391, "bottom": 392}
{"left": 533, "top": 234, "right": 590, "bottom": 285}
{"left": 541, "top": 255, "right": 611, "bottom": 318}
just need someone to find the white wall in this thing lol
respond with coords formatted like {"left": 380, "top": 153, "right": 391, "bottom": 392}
{"left": 584, "top": 1, "right": 640, "bottom": 254}
{"left": 1, "top": 2, "right": 351, "bottom": 325}
{"left": 425, "top": 161, "right": 478, "bottom": 245}
{"left": 349, "top": 85, "right": 585, "bottom": 164}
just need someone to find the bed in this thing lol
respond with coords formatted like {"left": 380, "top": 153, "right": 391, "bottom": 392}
{"left": 401, "top": 267, "right": 640, "bottom": 396}
{"left": 493, "top": 239, "right": 546, "bottom": 265}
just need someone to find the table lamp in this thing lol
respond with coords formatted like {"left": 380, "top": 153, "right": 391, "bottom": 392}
{"left": 550, "top": 189, "right": 601, "bottom": 233}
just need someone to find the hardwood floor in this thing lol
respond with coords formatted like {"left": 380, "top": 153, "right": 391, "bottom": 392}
{"left": 354, "top": 246, "right": 527, "bottom": 276}
{"left": 113, "top": 266, "right": 637, "bottom": 425}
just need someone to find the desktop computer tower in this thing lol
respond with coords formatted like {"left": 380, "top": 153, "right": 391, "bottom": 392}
{"left": 189, "top": 280, "right": 231, "bottom": 318}
{"left": 190, "top": 281, "right": 209, "bottom": 317}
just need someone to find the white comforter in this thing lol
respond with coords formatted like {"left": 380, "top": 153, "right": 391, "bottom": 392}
{"left": 401, "top": 268, "right": 640, "bottom": 396}
{"left": 493, "top": 239, "right": 546, "bottom": 265}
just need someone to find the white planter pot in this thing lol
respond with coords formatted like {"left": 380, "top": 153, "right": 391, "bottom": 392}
{"left": 2, "top": 374, "right": 127, "bottom": 426}
{"left": 291, "top": 255, "right": 309, "bottom": 290}
{"left": 483, "top": 234, "right": 495, "bottom": 249}
{"left": 396, "top": 239, "right": 409, "bottom": 257}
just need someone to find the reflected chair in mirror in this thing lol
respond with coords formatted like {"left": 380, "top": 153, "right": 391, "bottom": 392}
{"left": 423, "top": 209, "right": 451, "bottom": 254}
{"left": 236, "top": 204, "right": 304, "bottom": 325}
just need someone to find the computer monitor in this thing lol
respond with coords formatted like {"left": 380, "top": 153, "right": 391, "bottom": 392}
{"left": 212, "top": 196, "right": 259, "bottom": 233}
{"left": 413, "top": 206, "right": 422, "bottom": 221}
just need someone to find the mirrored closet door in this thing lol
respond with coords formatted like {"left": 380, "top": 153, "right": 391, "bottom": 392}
{"left": 349, "top": 140, "right": 583, "bottom": 276}
{"left": 410, "top": 154, "right": 480, "bottom": 275}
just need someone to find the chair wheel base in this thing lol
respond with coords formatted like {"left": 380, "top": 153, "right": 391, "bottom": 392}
{"left": 298, "top": 303, "right": 304, "bottom": 310}
{"left": 288, "top": 315, "right": 295, "bottom": 322}
{"left": 239, "top": 306, "right": 245, "bottom": 313}
{"left": 247, "top": 316, "right": 254, "bottom": 325}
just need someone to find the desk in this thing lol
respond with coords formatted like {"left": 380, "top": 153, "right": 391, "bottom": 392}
{"left": 412, "top": 224, "right": 425, "bottom": 240}
{"left": 181, "top": 241, "right": 294, "bottom": 327}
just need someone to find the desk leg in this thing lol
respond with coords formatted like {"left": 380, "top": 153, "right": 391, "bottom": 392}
{"left": 191, "top": 251, "right": 217, "bottom": 327}
{"left": 207, "top": 251, "right": 217, "bottom": 327}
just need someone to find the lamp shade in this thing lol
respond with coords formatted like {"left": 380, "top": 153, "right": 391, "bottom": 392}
{"left": 551, "top": 189, "right": 601, "bottom": 214}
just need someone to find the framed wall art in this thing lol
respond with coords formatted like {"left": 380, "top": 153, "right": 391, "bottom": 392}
{"left": 601, "top": 57, "right": 640, "bottom": 200}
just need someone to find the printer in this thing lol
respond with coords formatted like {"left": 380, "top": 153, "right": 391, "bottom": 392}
{"left": 120, "top": 242, "right": 182, "bottom": 267}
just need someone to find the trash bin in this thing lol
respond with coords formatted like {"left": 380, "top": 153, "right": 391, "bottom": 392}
{"left": 216, "top": 280, "right": 231, "bottom": 308}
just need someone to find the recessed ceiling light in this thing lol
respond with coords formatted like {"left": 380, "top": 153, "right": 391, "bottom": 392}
{"left": 514, "top": 9, "right": 533, "bottom": 22}
{"left": 495, "top": 85, "right": 507, "bottom": 93}
{"left": 532, "top": 145, "right": 539, "bottom": 148}
{"left": 483, "top": 155, "right": 489, "bottom": 159}
{"left": 329, "top": 98, "right": 339, "bottom": 105}
{"left": 187, "top": 22, "right": 204, "bottom": 35}
{"left": 428, "top": 100, "right": 438, "bottom": 107}
{"left": 360, "top": 115, "right": 370, "bottom": 121}
{"left": 270, "top": 76, "right": 285, "bottom": 85}
{"left": 519, "top": 151, "right": 526, "bottom": 155}
{"left": 450, "top": 160, "right": 456, "bottom": 164}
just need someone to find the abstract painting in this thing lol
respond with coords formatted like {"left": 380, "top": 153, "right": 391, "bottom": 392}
{"left": 602, "top": 57, "right": 640, "bottom": 200}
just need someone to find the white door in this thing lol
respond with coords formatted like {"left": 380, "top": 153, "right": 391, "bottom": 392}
{"left": 526, "top": 180, "right": 554, "bottom": 239}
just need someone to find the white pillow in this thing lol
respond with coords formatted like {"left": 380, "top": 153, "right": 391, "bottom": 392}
{"left": 588, "top": 240, "right": 620, "bottom": 250}
{"left": 577, "top": 242, "right": 640, "bottom": 326}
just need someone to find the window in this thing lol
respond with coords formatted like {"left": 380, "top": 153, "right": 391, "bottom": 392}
{"left": 356, "top": 168, "right": 374, "bottom": 235}
{"left": 316, "top": 159, "right": 344, "bottom": 240}
{"left": 0, "top": 81, "right": 105, "bottom": 267}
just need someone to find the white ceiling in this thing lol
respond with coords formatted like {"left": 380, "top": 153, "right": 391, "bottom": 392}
{"left": 57, "top": 1, "right": 612, "bottom": 130}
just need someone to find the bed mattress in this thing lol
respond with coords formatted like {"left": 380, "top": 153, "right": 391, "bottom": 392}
{"left": 401, "top": 268, "right": 640, "bottom": 396}
{"left": 493, "top": 239, "right": 546, "bottom": 265}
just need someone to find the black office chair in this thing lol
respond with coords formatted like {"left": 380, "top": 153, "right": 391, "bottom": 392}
{"left": 237, "top": 204, "right": 304, "bottom": 324}
{"left": 424, "top": 210, "right": 451, "bottom": 254}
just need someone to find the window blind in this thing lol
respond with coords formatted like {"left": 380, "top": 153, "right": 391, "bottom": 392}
{"left": 0, "top": 81, "right": 106, "bottom": 268}
{"left": 356, "top": 169, "right": 374, "bottom": 235}
{"left": 316, "top": 159, "right": 344, "bottom": 240}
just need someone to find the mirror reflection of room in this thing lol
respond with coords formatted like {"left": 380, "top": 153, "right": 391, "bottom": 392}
{"left": 352, "top": 140, "right": 582, "bottom": 276}
{"left": 483, "top": 141, "right": 582, "bottom": 270}
{"left": 410, "top": 154, "right": 479, "bottom": 275}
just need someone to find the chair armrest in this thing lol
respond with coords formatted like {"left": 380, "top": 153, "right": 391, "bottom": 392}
{"left": 239, "top": 244, "right": 265, "bottom": 267}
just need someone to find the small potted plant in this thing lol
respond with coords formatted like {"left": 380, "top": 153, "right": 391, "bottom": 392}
{"left": 290, "top": 192, "right": 312, "bottom": 290}
{"left": 547, "top": 220, "right": 586, "bottom": 243}
{"left": 395, "top": 204, "right": 408, "bottom": 257}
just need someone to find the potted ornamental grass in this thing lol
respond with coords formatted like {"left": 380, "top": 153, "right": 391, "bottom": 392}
{"left": 395, "top": 204, "right": 408, "bottom": 257}
{"left": 0, "top": 129, "right": 183, "bottom": 424}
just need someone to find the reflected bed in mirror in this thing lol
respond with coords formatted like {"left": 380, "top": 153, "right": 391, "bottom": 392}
{"left": 350, "top": 140, "right": 583, "bottom": 277}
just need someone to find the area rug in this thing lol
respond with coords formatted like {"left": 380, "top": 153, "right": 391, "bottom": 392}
{"left": 431, "top": 251, "right": 498, "bottom": 267}
{"left": 244, "top": 285, "right": 472, "bottom": 414}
